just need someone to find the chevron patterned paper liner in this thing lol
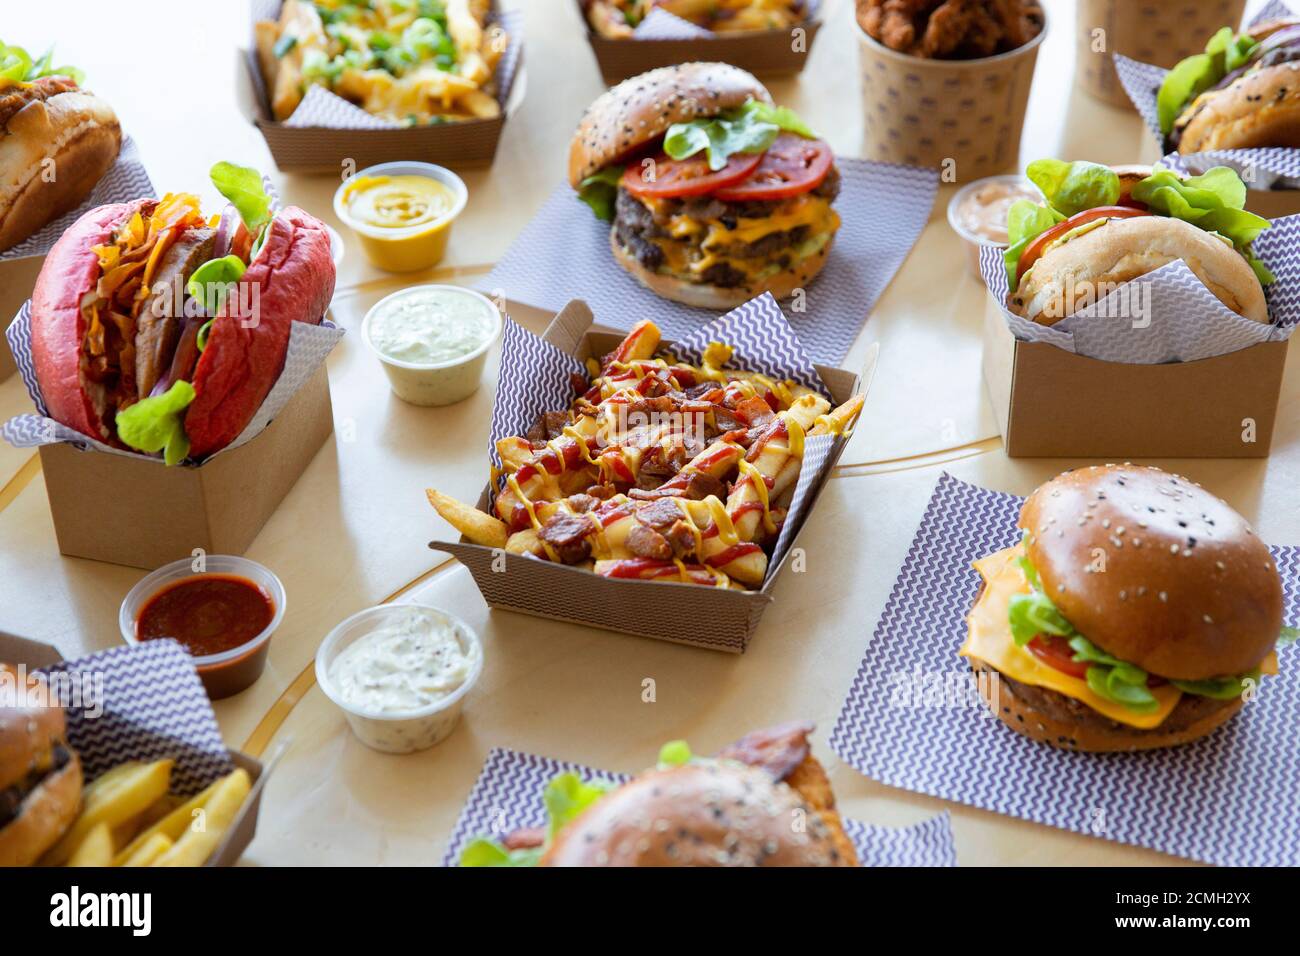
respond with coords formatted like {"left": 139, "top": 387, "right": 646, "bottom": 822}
{"left": 830, "top": 473, "right": 1300, "bottom": 867}
{"left": 978, "top": 218, "right": 1299, "bottom": 364}
{"left": 0, "top": 137, "right": 154, "bottom": 262}
{"left": 440, "top": 747, "right": 956, "bottom": 866}
{"left": 38, "top": 640, "right": 234, "bottom": 795}
{"left": 3, "top": 301, "right": 343, "bottom": 462}
{"left": 480, "top": 158, "right": 937, "bottom": 364}
{"left": 1114, "top": 1, "right": 1300, "bottom": 188}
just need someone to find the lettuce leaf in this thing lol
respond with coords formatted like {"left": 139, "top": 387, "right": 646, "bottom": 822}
{"left": 657, "top": 740, "right": 692, "bottom": 768}
{"left": 1026, "top": 159, "right": 1120, "bottom": 217}
{"left": 187, "top": 255, "right": 246, "bottom": 316}
{"left": 1158, "top": 27, "right": 1259, "bottom": 134}
{"left": 663, "top": 99, "right": 813, "bottom": 172}
{"left": 210, "top": 162, "right": 273, "bottom": 234}
{"left": 458, "top": 771, "right": 615, "bottom": 867}
{"left": 1003, "top": 199, "right": 1064, "bottom": 289}
{"left": 577, "top": 165, "right": 624, "bottom": 222}
{"left": 1171, "top": 673, "right": 1254, "bottom": 700}
{"left": 115, "top": 381, "right": 196, "bottom": 467}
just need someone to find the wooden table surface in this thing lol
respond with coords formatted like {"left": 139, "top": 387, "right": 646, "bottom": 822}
{"left": 2, "top": 0, "right": 1294, "bottom": 866}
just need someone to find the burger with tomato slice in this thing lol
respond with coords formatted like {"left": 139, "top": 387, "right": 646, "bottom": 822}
{"left": 569, "top": 62, "right": 840, "bottom": 310}
{"left": 1004, "top": 160, "right": 1272, "bottom": 326}
{"left": 1159, "top": 19, "right": 1300, "bottom": 154}
{"left": 963, "top": 464, "right": 1295, "bottom": 752}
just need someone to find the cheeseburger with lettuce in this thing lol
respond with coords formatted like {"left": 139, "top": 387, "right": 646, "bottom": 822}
{"left": 569, "top": 62, "right": 840, "bottom": 309}
{"left": 1003, "top": 159, "right": 1273, "bottom": 325}
{"left": 964, "top": 464, "right": 1295, "bottom": 752}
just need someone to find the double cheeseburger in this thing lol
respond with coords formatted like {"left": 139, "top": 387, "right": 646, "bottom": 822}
{"left": 569, "top": 62, "right": 841, "bottom": 310}
{"left": 0, "top": 664, "right": 83, "bottom": 866}
{"left": 0, "top": 43, "right": 120, "bottom": 253}
{"left": 964, "top": 465, "right": 1292, "bottom": 752}
{"left": 30, "top": 161, "right": 336, "bottom": 465}
{"left": 1004, "top": 159, "right": 1272, "bottom": 326}
{"left": 1160, "top": 19, "right": 1300, "bottom": 154}
{"left": 461, "top": 722, "right": 858, "bottom": 866}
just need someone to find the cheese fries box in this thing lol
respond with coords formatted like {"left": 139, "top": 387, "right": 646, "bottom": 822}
{"left": 431, "top": 297, "right": 864, "bottom": 652}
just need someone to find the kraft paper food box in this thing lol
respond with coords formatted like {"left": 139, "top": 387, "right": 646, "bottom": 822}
{"left": 0, "top": 632, "right": 271, "bottom": 867}
{"left": 578, "top": 1, "right": 823, "bottom": 84}
{"left": 430, "top": 295, "right": 863, "bottom": 652}
{"left": 3, "top": 304, "right": 342, "bottom": 570}
{"left": 977, "top": 216, "right": 1295, "bottom": 458}
{"left": 240, "top": 1, "right": 525, "bottom": 173}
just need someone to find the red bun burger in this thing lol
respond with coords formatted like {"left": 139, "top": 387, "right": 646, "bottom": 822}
{"left": 569, "top": 63, "right": 841, "bottom": 310}
{"left": 964, "top": 464, "right": 1292, "bottom": 752}
{"left": 0, "top": 664, "right": 83, "bottom": 867}
{"left": 30, "top": 161, "right": 336, "bottom": 465}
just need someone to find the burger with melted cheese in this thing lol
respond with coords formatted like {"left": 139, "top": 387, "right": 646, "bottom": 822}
{"left": 1159, "top": 19, "right": 1300, "bottom": 154}
{"left": 1004, "top": 160, "right": 1272, "bottom": 326}
{"left": 0, "top": 664, "right": 83, "bottom": 866}
{"left": 0, "top": 42, "right": 120, "bottom": 253}
{"left": 460, "top": 722, "right": 858, "bottom": 866}
{"left": 569, "top": 62, "right": 840, "bottom": 310}
{"left": 963, "top": 464, "right": 1294, "bottom": 752}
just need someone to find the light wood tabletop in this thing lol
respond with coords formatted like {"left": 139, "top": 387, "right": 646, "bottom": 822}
{"left": 1, "top": 0, "right": 1294, "bottom": 866}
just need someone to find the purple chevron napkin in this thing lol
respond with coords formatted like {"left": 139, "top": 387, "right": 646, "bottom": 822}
{"left": 0, "top": 137, "right": 154, "bottom": 262}
{"left": 441, "top": 747, "right": 957, "bottom": 866}
{"left": 479, "top": 159, "right": 937, "bottom": 364}
{"left": 978, "top": 212, "right": 1300, "bottom": 364}
{"left": 1115, "top": 0, "right": 1300, "bottom": 189}
{"left": 830, "top": 473, "right": 1300, "bottom": 867}
{"left": 34, "top": 640, "right": 233, "bottom": 795}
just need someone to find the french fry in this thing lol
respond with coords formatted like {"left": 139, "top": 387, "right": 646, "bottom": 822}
{"left": 111, "top": 781, "right": 218, "bottom": 867}
{"left": 68, "top": 822, "right": 113, "bottom": 867}
{"left": 811, "top": 394, "right": 865, "bottom": 437}
{"left": 427, "top": 488, "right": 508, "bottom": 549}
{"left": 153, "top": 769, "right": 252, "bottom": 868}
{"left": 44, "top": 760, "right": 173, "bottom": 865}
{"left": 120, "top": 833, "right": 173, "bottom": 868}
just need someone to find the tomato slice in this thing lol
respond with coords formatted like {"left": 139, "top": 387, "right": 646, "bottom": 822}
{"left": 712, "top": 134, "right": 834, "bottom": 202}
{"left": 1027, "top": 634, "right": 1091, "bottom": 680}
{"left": 1016, "top": 206, "right": 1149, "bottom": 284}
{"left": 621, "top": 150, "right": 762, "bottom": 200}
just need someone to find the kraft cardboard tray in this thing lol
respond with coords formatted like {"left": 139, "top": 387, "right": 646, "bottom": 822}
{"left": 40, "top": 366, "right": 334, "bottom": 570}
{"left": 579, "top": 3, "right": 822, "bottom": 83}
{"left": 430, "top": 300, "right": 862, "bottom": 653}
{"left": 0, "top": 633, "right": 269, "bottom": 868}
{"left": 981, "top": 297, "right": 1288, "bottom": 458}
{"left": 0, "top": 255, "right": 42, "bottom": 381}
{"left": 238, "top": 2, "right": 525, "bottom": 173}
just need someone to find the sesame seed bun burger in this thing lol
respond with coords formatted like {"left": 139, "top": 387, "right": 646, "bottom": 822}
{"left": 0, "top": 663, "right": 83, "bottom": 866}
{"left": 1003, "top": 160, "right": 1273, "bottom": 326}
{"left": 0, "top": 44, "right": 121, "bottom": 253}
{"left": 569, "top": 63, "right": 841, "bottom": 311}
{"left": 460, "top": 722, "right": 858, "bottom": 867}
{"left": 963, "top": 464, "right": 1294, "bottom": 752}
{"left": 1160, "top": 20, "right": 1300, "bottom": 154}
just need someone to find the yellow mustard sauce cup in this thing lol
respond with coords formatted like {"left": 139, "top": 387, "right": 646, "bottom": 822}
{"left": 333, "top": 161, "right": 469, "bottom": 273}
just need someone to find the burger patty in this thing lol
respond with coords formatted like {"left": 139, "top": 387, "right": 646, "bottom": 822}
{"left": 970, "top": 659, "right": 1239, "bottom": 740}
{"left": 0, "top": 75, "right": 80, "bottom": 130}
{"left": 612, "top": 166, "right": 841, "bottom": 287}
{"left": 0, "top": 742, "right": 72, "bottom": 829}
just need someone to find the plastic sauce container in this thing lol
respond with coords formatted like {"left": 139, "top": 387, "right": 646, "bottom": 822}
{"left": 333, "top": 161, "right": 468, "bottom": 273}
{"left": 316, "top": 603, "right": 484, "bottom": 755}
{"left": 119, "top": 556, "right": 285, "bottom": 700}
{"left": 362, "top": 284, "right": 501, "bottom": 406}
{"left": 947, "top": 174, "right": 1042, "bottom": 279}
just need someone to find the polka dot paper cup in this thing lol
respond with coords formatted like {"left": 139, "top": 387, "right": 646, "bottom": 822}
{"left": 856, "top": 7, "right": 1048, "bottom": 183}
{"left": 1075, "top": 0, "right": 1248, "bottom": 108}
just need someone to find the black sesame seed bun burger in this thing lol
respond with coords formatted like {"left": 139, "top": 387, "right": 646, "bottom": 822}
{"left": 962, "top": 464, "right": 1291, "bottom": 753}
{"left": 459, "top": 721, "right": 858, "bottom": 867}
{"left": 1163, "top": 19, "right": 1300, "bottom": 154}
{"left": 0, "top": 663, "right": 83, "bottom": 866}
{"left": 568, "top": 62, "right": 841, "bottom": 311}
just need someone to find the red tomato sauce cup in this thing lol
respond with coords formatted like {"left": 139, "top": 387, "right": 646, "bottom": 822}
{"left": 119, "top": 556, "right": 286, "bottom": 699}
